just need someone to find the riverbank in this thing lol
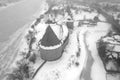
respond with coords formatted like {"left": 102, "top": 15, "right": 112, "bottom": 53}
{"left": 0, "top": 0, "right": 48, "bottom": 79}
{"left": 0, "top": 0, "right": 46, "bottom": 42}
{"left": 0, "top": 0, "right": 24, "bottom": 8}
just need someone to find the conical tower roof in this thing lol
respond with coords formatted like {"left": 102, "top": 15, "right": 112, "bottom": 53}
{"left": 41, "top": 25, "right": 61, "bottom": 47}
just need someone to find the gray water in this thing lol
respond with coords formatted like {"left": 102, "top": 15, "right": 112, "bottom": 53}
{"left": 0, "top": 0, "right": 44, "bottom": 42}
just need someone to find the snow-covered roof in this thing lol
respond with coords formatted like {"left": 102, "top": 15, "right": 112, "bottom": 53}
{"left": 40, "top": 25, "right": 61, "bottom": 47}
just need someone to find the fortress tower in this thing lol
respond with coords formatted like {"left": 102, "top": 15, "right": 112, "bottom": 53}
{"left": 39, "top": 24, "right": 69, "bottom": 61}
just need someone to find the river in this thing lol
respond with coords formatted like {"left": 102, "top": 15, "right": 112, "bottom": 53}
{"left": 0, "top": 0, "right": 46, "bottom": 42}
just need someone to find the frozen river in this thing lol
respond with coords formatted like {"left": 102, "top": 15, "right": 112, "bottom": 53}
{"left": 0, "top": 0, "right": 45, "bottom": 42}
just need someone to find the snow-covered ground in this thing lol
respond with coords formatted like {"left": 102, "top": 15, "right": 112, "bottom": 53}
{"left": 33, "top": 20, "right": 111, "bottom": 80}
{"left": 4, "top": 2, "right": 120, "bottom": 80}
{"left": 32, "top": 7, "right": 112, "bottom": 80}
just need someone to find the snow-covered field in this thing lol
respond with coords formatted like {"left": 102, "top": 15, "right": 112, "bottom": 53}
{"left": 33, "top": 14, "right": 111, "bottom": 80}
{"left": 1, "top": 1, "right": 120, "bottom": 80}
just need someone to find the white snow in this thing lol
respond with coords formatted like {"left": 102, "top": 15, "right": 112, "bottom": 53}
{"left": 35, "top": 23, "right": 48, "bottom": 42}
{"left": 98, "top": 14, "right": 107, "bottom": 22}
{"left": 113, "top": 46, "right": 120, "bottom": 52}
{"left": 39, "top": 43, "right": 62, "bottom": 50}
{"left": 13, "top": 3, "right": 120, "bottom": 80}
{"left": 61, "top": 24, "right": 69, "bottom": 41}
{"left": 50, "top": 24, "right": 63, "bottom": 40}
{"left": 33, "top": 20, "right": 112, "bottom": 80}
{"left": 72, "top": 10, "right": 98, "bottom": 21}
{"left": 33, "top": 28, "right": 79, "bottom": 80}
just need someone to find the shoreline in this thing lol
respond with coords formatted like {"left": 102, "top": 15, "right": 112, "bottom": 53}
{"left": 0, "top": 0, "right": 26, "bottom": 11}
{"left": 0, "top": 0, "right": 47, "bottom": 43}
{"left": 0, "top": 0, "right": 47, "bottom": 63}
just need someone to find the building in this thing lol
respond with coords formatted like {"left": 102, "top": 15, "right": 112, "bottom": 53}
{"left": 39, "top": 24, "right": 69, "bottom": 61}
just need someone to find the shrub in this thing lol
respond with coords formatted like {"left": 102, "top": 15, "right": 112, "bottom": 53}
{"left": 29, "top": 53, "right": 36, "bottom": 63}
{"left": 7, "top": 59, "right": 34, "bottom": 80}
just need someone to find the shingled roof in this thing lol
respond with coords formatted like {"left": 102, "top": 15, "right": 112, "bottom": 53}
{"left": 41, "top": 25, "right": 61, "bottom": 47}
